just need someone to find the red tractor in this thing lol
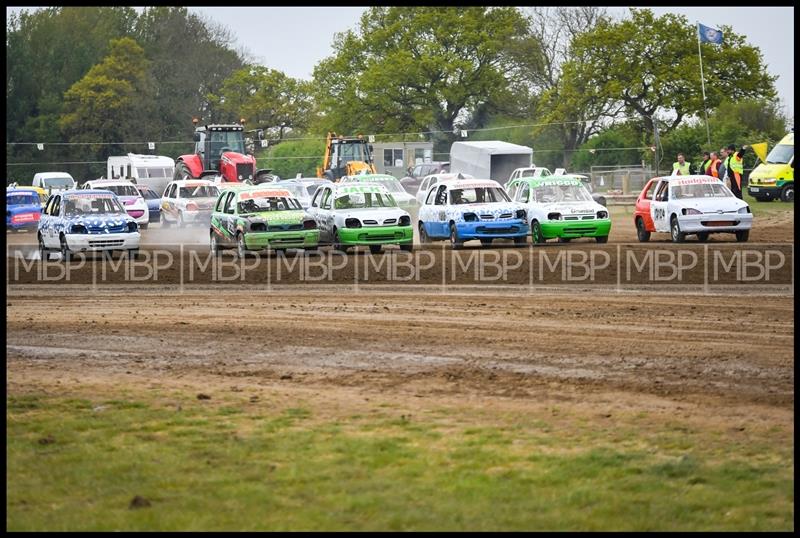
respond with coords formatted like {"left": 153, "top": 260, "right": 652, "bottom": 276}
{"left": 173, "top": 121, "right": 275, "bottom": 183}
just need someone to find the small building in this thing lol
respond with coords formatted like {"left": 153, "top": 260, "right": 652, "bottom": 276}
{"left": 371, "top": 141, "right": 435, "bottom": 178}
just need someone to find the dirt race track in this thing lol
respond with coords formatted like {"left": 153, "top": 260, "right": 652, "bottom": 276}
{"left": 5, "top": 208, "right": 795, "bottom": 480}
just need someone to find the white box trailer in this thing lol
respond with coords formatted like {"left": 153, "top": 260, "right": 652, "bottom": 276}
{"left": 449, "top": 141, "right": 533, "bottom": 185}
{"left": 107, "top": 153, "right": 175, "bottom": 195}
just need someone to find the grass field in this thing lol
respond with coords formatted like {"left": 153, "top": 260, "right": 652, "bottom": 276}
{"left": 7, "top": 386, "right": 793, "bottom": 531}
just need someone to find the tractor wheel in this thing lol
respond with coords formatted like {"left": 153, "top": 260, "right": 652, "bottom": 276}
{"left": 324, "top": 171, "right": 335, "bottom": 182}
{"left": 174, "top": 162, "right": 194, "bottom": 181}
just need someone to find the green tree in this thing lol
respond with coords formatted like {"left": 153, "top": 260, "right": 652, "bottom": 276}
{"left": 59, "top": 37, "right": 154, "bottom": 158}
{"left": 257, "top": 138, "right": 326, "bottom": 179}
{"left": 566, "top": 9, "right": 776, "bottom": 134}
{"left": 208, "top": 66, "right": 314, "bottom": 140}
{"left": 312, "top": 7, "right": 529, "bottom": 144}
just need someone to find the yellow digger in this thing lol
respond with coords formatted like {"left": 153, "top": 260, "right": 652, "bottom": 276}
{"left": 316, "top": 132, "right": 377, "bottom": 181}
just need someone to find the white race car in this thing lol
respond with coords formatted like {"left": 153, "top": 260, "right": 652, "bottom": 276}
{"left": 307, "top": 183, "right": 413, "bottom": 253}
{"left": 160, "top": 179, "right": 220, "bottom": 227}
{"left": 638, "top": 175, "right": 753, "bottom": 242}
{"left": 417, "top": 178, "right": 529, "bottom": 249}
{"left": 414, "top": 172, "right": 474, "bottom": 205}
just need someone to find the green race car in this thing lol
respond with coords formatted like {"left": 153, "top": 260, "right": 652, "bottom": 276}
{"left": 210, "top": 185, "right": 320, "bottom": 256}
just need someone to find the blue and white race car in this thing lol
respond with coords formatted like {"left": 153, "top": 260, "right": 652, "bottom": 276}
{"left": 6, "top": 188, "right": 43, "bottom": 231}
{"left": 417, "top": 178, "right": 529, "bottom": 248}
{"left": 37, "top": 189, "right": 141, "bottom": 260}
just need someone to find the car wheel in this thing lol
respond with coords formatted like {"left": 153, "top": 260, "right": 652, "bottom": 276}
{"left": 59, "top": 235, "right": 72, "bottom": 262}
{"left": 177, "top": 212, "right": 185, "bottom": 228}
{"left": 160, "top": 212, "right": 171, "bottom": 228}
{"left": 595, "top": 236, "right": 609, "bottom": 244}
{"left": 697, "top": 232, "right": 710, "bottom": 242}
{"left": 332, "top": 227, "right": 347, "bottom": 253}
{"left": 558, "top": 237, "right": 572, "bottom": 243}
{"left": 236, "top": 233, "right": 248, "bottom": 258}
{"left": 635, "top": 217, "right": 651, "bottom": 242}
{"left": 531, "top": 220, "right": 545, "bottom": 244}
{"left": 449, "top": 222, "right": 463, "bottom": 250}
{"left": 780, "top": 184, "right": 794, "bottom": 203}
{"left": 735, "top": 230, "right": 750, "bottom": 242}
{"left": 210, "top": 231, "right": 220, "bottom": 256}
{"left": 670, "top": 216, "right": 685, "bottom": 243}
{"left": 480, "top": 238, "right": 493, "bottom": 246}
{"left": 400, "top": 243, "right": 413, "bottom": 253}
{"left": 369, "top": 244, "right": 382, "bottom": 254}
{"left": 418, "top": 222, "right": 430, "bottom": 244}
{"left": 38, "top": 234, "right": 49, "bottom": 261}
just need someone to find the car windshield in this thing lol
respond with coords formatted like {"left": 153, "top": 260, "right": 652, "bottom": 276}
{"left": 530, "top": 183, "right": 593, "bottom": 203}
{"left": 179, "top": 185, "right": 218, "bottom": 198}
{"left": 64, "top": 195, "right": 125, "bottom": 216}
{"left": 42, "top": 177, "right": 74, "bottom": 188}
{"left": 139, "top": 189, "right": 159, "bottom": 199}
{"left": 449, "top": 187, "right": 510, "bottom": 204}
{"left": 99, "top": 184, "right": 139, "bottom": 197}
{"left": 238, "top": 195, "right": 301, "bottom": 213}
{"left": 334, "top": 191, "right": 396, "bottom": 209}
{"left": 7, "top": 193, "right": 39, "bottom": 206}
{"left": 278, "top": 184, "right": 310, "bottom": 202}
{"left": 671, "top": 182, "right": 732, "bottom": 199}
{"left": 766, "top": 144, "right": 794, "bottom": 164}
{"left": 365, "top": 178, "right": 405, "bottom": 193}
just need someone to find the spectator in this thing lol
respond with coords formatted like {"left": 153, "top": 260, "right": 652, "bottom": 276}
{"left": 708, "top": 151, "right": 723, "bottom": 179}
{"left": 718, "top": 148, "right": 729, "bottom": 183}
{"left": 723, "top": 144, "right": 747, "bottom": 199}
{"left": 672, "top": 153, "right": 693, "bottom": 175}
{"left": 698, "top": 151, "right": 711, "bottom": 175}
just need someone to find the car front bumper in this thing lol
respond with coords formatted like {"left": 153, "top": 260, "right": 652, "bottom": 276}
{"left": 747, "top": 185, "right": 783, "bottom": 199}
{"left": 455, "top": 220, "right": 529, "bottom": 240}
{"left": 65, "top": 232, "right": 141, "bottom": 251}
{"left": 125, "top": 208, "right": 149, "bottom": 225}
{"left": 541, "top": 219, "right": 611, "bottom": 239}
{"left": 338, "top": 225, "right": 413, "bottom": 245}
{"left": 244, "top": 229, "right": 320, "bottom": 250}
{"left": 181, "top": 210, "right": 213, "bottom": 225}
{"left": 677, "top": 213, "right": 753, "bottom": 233}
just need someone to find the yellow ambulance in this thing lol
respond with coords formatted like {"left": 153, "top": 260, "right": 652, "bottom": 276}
{"left": 748, "top": 131, "right": 794, "bottom": 202}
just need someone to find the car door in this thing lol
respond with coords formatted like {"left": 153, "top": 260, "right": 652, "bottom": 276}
{"left": 636, "top": 179, "right": 657, "bottom": 232}
{"left": 430, "top": 184, "right": 449, "bottom": 237}
{"left": 416, "top": 177, "right": 430, "bottom": 205}
{"left": 319, "top": 188, "right": 336, "bottom": 241}
{"left": 46, "top": 195, "right": 62, "bottom": 247}
{"left": 220, "top": 191, "right": 238, "bottom": 245}
{"left": 39, "top": 195, "right": 55, "bottom": 247}
{"left": 650, "top": 180, "right": 670, "bottom": 232}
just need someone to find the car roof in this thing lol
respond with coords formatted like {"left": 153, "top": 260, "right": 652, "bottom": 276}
{"left": 342, "top": 174, "right": 396, "bottom": 181}
{"left": 60, "top": 189, "right": 120, "bottom": 196}
{"left": 512, "top": 175, "right": 584, "bottom": 185}
{"left": 438, "top": 178, "right": 500, "bottom": 189}
{"left": 235, "top": 186, "right": 293, "bottom": 198}
{"left": 655, "top": 174, "right": 719, "bottom": 183}
{"left": 34, "top": 172, "right": 74, "bottom": 179}
{"left": 7, "top": 188, "right": 40, "bottom": 194}
{"left": 171, "top": 179, "right": 216, "bottom": 187}
{"left": 424, "top": 172, "right": 473, "bottom": 181}
{"left": 86, "top": 179, "right": 136, "bottom": 186}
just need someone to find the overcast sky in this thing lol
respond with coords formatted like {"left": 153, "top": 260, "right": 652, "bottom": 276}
{"left": 6, "top": 6, "right": 795, "bottom": 119}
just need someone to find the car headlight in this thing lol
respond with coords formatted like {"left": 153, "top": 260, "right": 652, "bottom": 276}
{"left": 127, "top": 221, "right": 138, "bottom": 232}
{"left": 683, "top": 208, "right": 702, "bottom": 215}
{"left": 399, "top": 215, "right": 411, "bottom": 226}
{"left": 250, "top": 221, "right": 267, "bottom": 232}
{"left": 303, "top": 219, "right": 317, "bottom": 230}
{"left": 759, "top": 178, "right": 776, "bottom": 184}
{"left": 738, "top": 206, "right": 751, "bottom": 214}
{"left": 70, "top": 224, "right": 88, "bottom": 234}
{"left": 345, "top": 218, "right": 361, "bottom": 228}
{"left": 596, "top": 210, "right": 608, "bottom": 219}
{"left": 547, "top": 212, "right": 561, "bottom": 221}
{"left": 515, "top": 209, "right": 526, "bottom": 220}
{"left": 463, "top": 212, "right": 478, "bottom": 222}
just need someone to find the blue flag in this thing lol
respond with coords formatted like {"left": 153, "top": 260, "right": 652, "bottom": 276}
{"left": 698, "top": 23, "right": 723, "bottom": 44}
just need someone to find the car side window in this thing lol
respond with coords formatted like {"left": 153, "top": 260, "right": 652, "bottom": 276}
{"left": 310, "top": 187, "right": 322, "bottom": 208}
{"left": 413, "top": 165, "right": 423, "bottom": 178}
{"left": 214, "top": 192, "right": 226, "bottom": 212}
{"left": 641, "top": 181, "right": 656, "bottom": 201}
{"left": 223, "top": 192, "right": 236, "bottom": 214}
{"left": 321, "top": 188, "right": 332, "bottom": 210}
{"left": 50, "top": 196, "right": 61, "bottom": 216}
{"left": 43, "top": 196, "right": 55, "bottom": 215}
{"left": 517, "top": 183, "right": 530, "bottom": 202}
{"left": 434, "top": 185, "right": 447, "bottom": 205}
{"left": 654, "top": 181, "right": 669, "bottom": 202}
{"left": 507, "top": 182, "right": 518, "bottom": 200}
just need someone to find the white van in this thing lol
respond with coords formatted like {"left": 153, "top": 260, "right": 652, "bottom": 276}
{"left": 107, "top": 153, "right": 175, "bottom": 196}
{"left": 32, "top": 172, "right": 76, "bottom": 194}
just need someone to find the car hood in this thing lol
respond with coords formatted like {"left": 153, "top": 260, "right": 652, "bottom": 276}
{"left": 677, "top": 197, "right": 748, "bottom": 213}
{"left": 457, "top": 202, "right": 523, "bottom": 215}
{"left": 241, "top": 209, "right": 307, "bottom": 225}
{"left": 535, "top": 201, "right": 604, "bottom": 215}
{"left": 750, "top": 162, "right": 791, "bottom": 179}
{"left": 338, "top": 206, "right": 409, "bottom": 220}
{"left": 64, "top": 213, "right": 134, "bottom": 227}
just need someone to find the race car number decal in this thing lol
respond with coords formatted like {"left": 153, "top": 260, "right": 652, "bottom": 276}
{"left": 654, "top": 207, "right": 666, "bottom": 219}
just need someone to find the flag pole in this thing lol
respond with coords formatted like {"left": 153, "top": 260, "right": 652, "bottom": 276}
{"left": 697, "top": 22, "right": 712, "bottom": 147}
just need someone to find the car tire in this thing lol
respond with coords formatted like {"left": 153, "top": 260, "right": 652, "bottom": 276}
{"left": 139, "top": 222, "right": 148, "bottom": 230}
{"left": 670, "top": 216, "right": 685, "bottom": 243}
{"left": 480, "top": 238, "right": 493, "bottom": 246}
{"left": 177, "top": 212, "right": 185, "bottom": 228}
{"left": 635, "top": 217, "right": 650, "bottom": 242}
{"left": 697, "top": 232, "right": 710, "bottom": 242}
{"left": 595, "top": 236, "right": 609, "bottom": 244}
{"left": 59, "top": 235, "right": 72, "bottom": 262}
{"left": 531, "top": 220, "right": 545, "bottom": 244}
{"left": 38, "top": 234, "right": 49, "bottom": 261}
{"left": 210, "top": 231, "right": 220, "bottom": 256}
{"left": 369, "top": 244, "right": 382, "bottom": 254}
{"left": 449, "top": 222, "right": 462, "bottom": 250}
{"left": 558, "top": 237, "right": 572, "bottom": 243}
{"left": 236, "top": 233, "right": 248, "bottom": 258}
{"left": 780, "top": 184, "right": 794, "bottom": 203}
{"left": 418, "top": 222, "right": 430, "bottom": 244}
{"left": 160, "top": 212, "right": 171, "bottom": 229}
{"left": 735, "top": 230, "right": 750, "bottom": 242}
{"left": 400, "top": 243, "right": 413, "bottom": 253}
{"left": 174, "top": 162, "right": 194, "bottom": 181}
{"left": 332, "top": 227, "right": 347, "bottom": 253}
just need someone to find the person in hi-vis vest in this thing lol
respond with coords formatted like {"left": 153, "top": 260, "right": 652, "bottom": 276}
{"left": 723, "top": 144, "right": 747, "bottom": 199}
{"left": 708, "top": 151, "right": 723, "bottom": 179}
{"left": 672, "top": 153, "right": 693, "bottom": 175}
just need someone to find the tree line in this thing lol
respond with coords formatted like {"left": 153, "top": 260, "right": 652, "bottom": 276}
{"left": 6, "top": 6, "right": 789, "bottom": 182}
